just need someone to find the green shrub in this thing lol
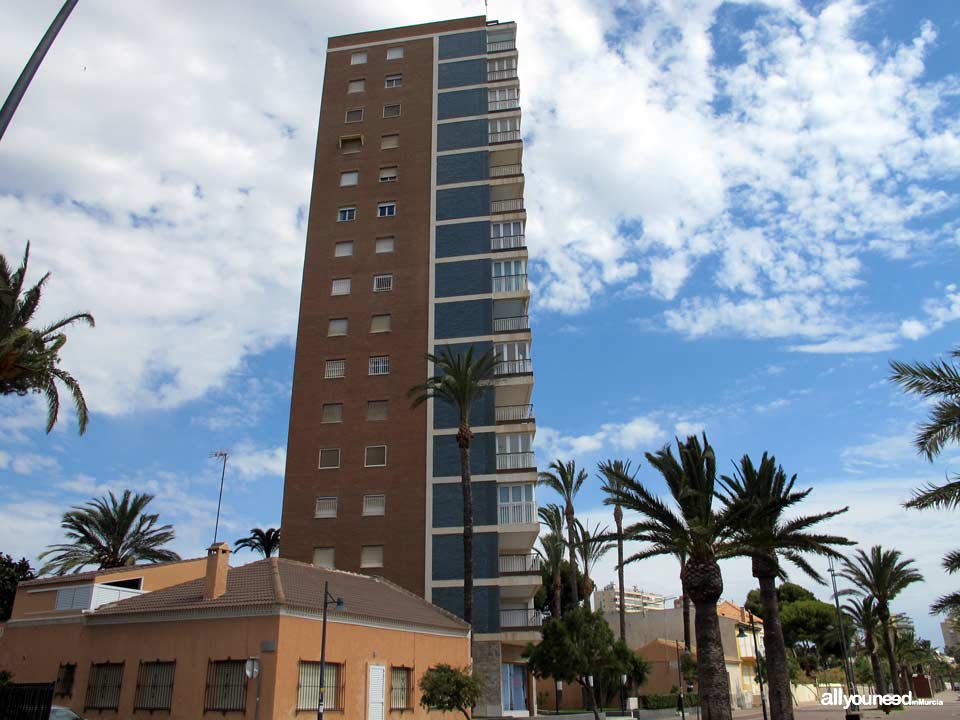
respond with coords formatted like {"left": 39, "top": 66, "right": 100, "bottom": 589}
{"left": 639, "top": 692, "right": 699, "bottom": 709}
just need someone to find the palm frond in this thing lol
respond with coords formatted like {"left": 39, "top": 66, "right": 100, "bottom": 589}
{"left": 904, "top": 476, "right": 960, "bottom": 511}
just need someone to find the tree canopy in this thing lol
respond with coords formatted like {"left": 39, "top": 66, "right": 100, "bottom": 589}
{"left": 0, "top": 554, "right": 36, "bottom": 621}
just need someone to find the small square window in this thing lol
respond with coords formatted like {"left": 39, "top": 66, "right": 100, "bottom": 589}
{"left": 348, "top": 79, "right": 365, "bottom": 93}
{"left": 321, "top": 403, "right": 342, "bottom": 423}
{"left": 313, "top": 547, "right": 335, "bottom": 568}
{"left": 377, "top": 202, "right": 396, "bottom": 218}
{"left": 380, "top": 134, "right": 399, "bottom": 149}
{"left": 386, "top": 47, "right": 404, "bottom": 60}
{"left": 324, "top": 359, "right": 345, "bottom": 379}
{"left": 370, "top": 314, "right": 391, "bottom": 333}
{"left": 334, "top": 241, "right": 353, "bottom": 257}
{"left": 331, "top": 278, "right": 351, "bottom": 296}
{"left": 385, "top": 74, "right": 402, "bottom": 88}
{"left": 327, "top": 318, "right": 348, "bottom": 336}
{"left": 373, "top": 274, "right": 393, "bottom": 292}
{"left": 350, "top": 52, "right": 367, "bottom": 65}
{"left": 383, "top": 104, "right": 401, "bottom": 118}
{"left": 338, "top": 207, "right": 356, "bottom": 222}
{"left": 319, "top": 448, "right": 341, "bottom": 469}
{"left": 368, "top": 356, "right": 390, "bottom": 375}
{"left": 345, "top": 108, "right": 363, "bottom": 123}
{"left": 379, "top": 167, "right": 398, "bottom": 183}
{"left": 363, "top": 494, "right": 386, "bottom": 516}
{"left": 375, "top": 237, "right": 395, "bottom": 254}
{"left": 315, "top": 496, "right": 338, "bottom": 518}
{"left": 340, "top": 171, "right": 359, "bottom": 187}
{"left": 365, "top": 445, "right": 387, "bottom": 467}
{"left": 361, "top": 545, "right": 384, "bottom": 568}
{"left": 340, "top": 135, "right": 362, "bottom": 154}
{"left": 367, "top": 400, "right": 388, "bottom": 421}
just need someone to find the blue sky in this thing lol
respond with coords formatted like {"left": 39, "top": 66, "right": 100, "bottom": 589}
{"left": 1, "top": 0, "right": 959, "bottom": 645}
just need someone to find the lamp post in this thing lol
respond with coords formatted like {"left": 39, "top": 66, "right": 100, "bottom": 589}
{"left": 620, "top": 673, "right": 628, "bottom": 717}
{"left": 586, "top": 675, "right": 594, "bottom": 714}
{"left": 209, "top": 450, "right": 228, "bottom": 544}
{"left": 738, "top": 615, "right": 768, "bottom": 720}
{"left": 556, "top": 679, "right": 562, "bottom": 715}
{"left": 675, "top": 641, "right": 686, "bottom": 720}
{"left": 317, "top": 579, "right": 344, "bottom": 720}
{"left": 829, "top": 556, "right": 860, "bottom": 720}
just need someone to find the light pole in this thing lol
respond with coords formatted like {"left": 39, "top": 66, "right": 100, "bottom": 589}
{"left": 555, "top": 679, "right": 562, "bottom": 715}
{"left": 620, "top": 672, "right": 628, "bottom": 717}
{"left": 738, "top": 615, "right": 768, "bottom": 720}
{"left": 675, "top": 641, "right": 686, "bottom": 720}
{"left": 209, "top": 451, "right": 228, "bottom": 544}
{"left": 317, "top": 579, "right": 344, "bottom": 720}
{"left": 829, "top": 556, "right": 860, "bottom": 720}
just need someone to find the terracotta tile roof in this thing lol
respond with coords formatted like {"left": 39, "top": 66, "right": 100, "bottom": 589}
{"left": 717, "top": 600, "right": 763, "bottom": 625}
{"left": 93, "top": 558, "right": 469, "bottom": 633}
{"left": 20, "top": 557, "right": 206, "bottom": 587}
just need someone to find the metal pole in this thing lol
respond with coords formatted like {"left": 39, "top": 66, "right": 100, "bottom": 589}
{"left": 750, "top": 615, "right": 768, "bottom": 720}
{"left": 676, "top": 641, "right": 686, "bottom": 720}
{"left": 0, "top": 0, "right": 79, "bottom": 143}
{"left": 555, "top": 680, "right": 561, "bottom": 715}
{"left": 254, "top": 666, "right": 262, "bottom": 720}
{"left": 211, "top": 451, "right": 228, "bottom": 544}
{"left": 829, "top": 557, "right": 860, "bottom": 720}
{"left": 318, "top": 580, "right": 329, "bottom": 720}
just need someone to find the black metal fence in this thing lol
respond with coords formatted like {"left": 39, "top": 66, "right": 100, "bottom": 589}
{"left": 0, "top": 682, "right": 54, "bottom": 720}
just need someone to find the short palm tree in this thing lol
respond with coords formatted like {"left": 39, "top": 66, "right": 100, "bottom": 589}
{"left": 0, "top": 242, "right": 94, "bottom": 433}
{"left": 538, "top": 459, "right": 587, "bottom": 606}
{"left": 719, "top": 453, "right": 852, "bottom": 720}
{"left": 839, "top": 546, "right": 923, "bottom": 695}
{"left": 537, "top": 504, "right": 566, "bottom": 620}
{"left": 603, "top": 434, "right": 735, "bottom": 720}
{"left": 409, "top": 345, "right": 497, "bottom": 628}
{"left": 235, "top": 527, "right": 280, "bottom": 558}
{"left": 573, "top": 519, "right": 614, "bottom": 607}
{"left": 844, "top": 595, "right": 886, "bottom": 694}
{"left": 599, "top": 459, "right": 633, "bottom": 644}
{"left": 39, "top": 490, "right": 180, "bottom": 574}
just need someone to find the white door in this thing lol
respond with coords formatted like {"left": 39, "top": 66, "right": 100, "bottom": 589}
{"left": 368, "top": 665, "right": 386, "bottom": 720}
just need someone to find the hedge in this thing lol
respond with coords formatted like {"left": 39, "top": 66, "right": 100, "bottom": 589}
{"left": 639, "top": 693, "right": 700, "bottom": 709}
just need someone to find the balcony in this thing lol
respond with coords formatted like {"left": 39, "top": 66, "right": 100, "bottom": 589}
{"left": 499, "top": 554, "right": 540, "bottom": 575}
{"left": 493, "top": 315, "right": 529, "bottom": 332}
{"left": 488, "top": 69, "right": 518, "bottom": 82}
{"left": 490, "top": 164, "right": 522, "bottom": 179}
{"left": 491, "top": 234, "right": 525, "bottom": 252}
{"left": 492, "top": 274, "right": 527, "bottom": 294}
{"left": 491, "top": 198, "right": 524, "bottom": 214}
{"left": 496, "top": 451, "right": 536, "bottom": 471}
{"left": 496, "top": 404, "right": 534, "bottom": 422}
{"left": 500, "top": 609, "right": 543, "bottom": 629}
{"left": 489, "top": 129, "right": 521, "bottom": 144}
{"left": 495, "top": 358, "right": 532, "bottom": 377}
{"left": 489, "top": 98, "right": 520, "bottom": 112}
{"left": 487, "top": 40, "right": 516, "bottom": 53}
{"left": 498, "top": 496, "right": 536, "bottom": 523}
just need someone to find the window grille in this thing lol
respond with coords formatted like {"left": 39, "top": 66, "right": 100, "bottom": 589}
{"left": 203, "top": 659, "right": 246, "bottom": 712}
{"left": 134, "top": 661, "right": 175, "bottom": 711}
{"left": 373, "top": 274, "right": 393, "bottom": 292}
{"left": 368, "top": 356, "right": 390, "bottom": 375}
{"left": 324, "top": 360, "right": 345, "bottom": 379}
{"left": 315, "top": 497, "right": 338, "bottom": 518}
{"left": 391, "top": 667, "right": 413, "bottom": 711}
{"left": 297, "top": 661, "right": 344, "bottom": 712}
{"left": 363, "top": 494, "right": 386, "bottom": 516}
{"left": 85, "top": 662, "right": 123, "bottom": 711}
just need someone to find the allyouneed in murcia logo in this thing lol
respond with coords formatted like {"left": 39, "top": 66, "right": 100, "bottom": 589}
{"left": 820, "top": 689, "right": 944, "bottom": 709}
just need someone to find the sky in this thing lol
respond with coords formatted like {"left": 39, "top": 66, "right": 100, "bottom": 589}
{"left": 1, "top": 0, "right": 958, "bottom": 645}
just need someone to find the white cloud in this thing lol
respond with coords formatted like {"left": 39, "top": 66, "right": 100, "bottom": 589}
{"left": 537, "top": 415, "right": 667, "bottom": 462}
{"left": 674, "top": 421, "right": 706, "bottom": 436}
{"left": 229, "top": 442, "right": 287, "bottom": 480}
{"left": 840, "top": 430, "right": 919, "bottom": 471}
{"left": 0, "top": 451, "right": 61, "bottom": 475}
{"left": 753, "top": 398, "right": 791, "bottom": 413}
{"left": 897, "top": 284, "right": 960, "bottom": 340}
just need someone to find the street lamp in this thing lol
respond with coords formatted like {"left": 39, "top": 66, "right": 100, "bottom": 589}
{"left": 675, "top": 641, "right": 686, "bottom": 720}
{"left": 620, "top": 673, "right": 628, "bottom": 717}
{"left": 555, "top": 679, "right": 562, "bottom": 715}
{"left": 587, "top": 676, "right": 594, "bottom": 714}
{"left": 317, "top": 580, "right": 344, "bottom": 720}
{"left": 209, "top": 450, "right": 229, "bottom": 544}
{"left": 829, "top": 556, "right": 860, "bottom": 720}
{"left": 738, "top": 614, "right": 768, "bottom": 720}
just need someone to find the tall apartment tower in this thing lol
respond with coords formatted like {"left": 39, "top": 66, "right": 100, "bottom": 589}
{"left": 280, "top": 16, "right": 541, "bottom": 716}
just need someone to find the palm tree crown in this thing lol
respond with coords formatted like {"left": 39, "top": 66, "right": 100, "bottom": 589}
{"left": 39, "top": 490, "right": 180, "bottom": 575}
{"left": 538, "top": 459, "right": 587, "bottom": 605}
{"left": 0, "top": 242, "right": 95, "bottom": 433}
{"left": 235, "top": 527, "right": 281, "bottom": 558}
{"left": 573, "top": 518, "right": 614, "bottom": 603}
{"left": 889, "top": 349, "right": 960, "bottom": 460}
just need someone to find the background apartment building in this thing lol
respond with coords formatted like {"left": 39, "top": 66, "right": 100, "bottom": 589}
{"left": 279, "top": 16, "right": 540, "bottom": 716}
{"left": 593, "top": 583, "right": 667, "bottom": 613}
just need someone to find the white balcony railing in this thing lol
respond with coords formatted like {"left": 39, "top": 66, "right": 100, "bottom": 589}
{"left": 490, "top": 164, "right": 522, "bottom": 179}
{"left": 498, "top": 499, "right": 537, "bottom": 525}
{"left": 368, "top": 356, "right": 390, "bottom": 375}
{"left": 491, "top": 233, "right": 525, "bottom": 250}
{"left": 489, "top": 130, "right": 521, "bottom": 144}
{"left": 495, "top": 358, "right": 532, "bottom": 375}
{"left": 489, "top": 99, "right": 520, "bottom": 112}
{"left": 488, "top": 69, "right": 518, "bottom": 81}
{"left": 493, "top": 315, "right": 529, "bottom": 332}
{"left": 373, "top": 274, "right": 393, "bottom": 292}
{"left": 487, "top": 40, "right": 516, "bottom": 53}
{"left": 491, "top": 198, "right": 524, "bottom": 214}
{"left": 497, "top": 451, "right": 536, "bottom": 471}
{"left": 499, "top": 554, "right": 541, "bottom": 574}
{"left": 496, "top": 404, "right": 534, "bottom": 422}
{"left": 500, "top": 609, "right": 543, "bottom": 628}
{"left": 492, "top": 274, "right": 528, "bottom": 294}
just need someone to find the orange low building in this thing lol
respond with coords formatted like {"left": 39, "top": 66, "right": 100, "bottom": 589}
{"left": 0, "top": 544, "right": 470, "bottom": 719}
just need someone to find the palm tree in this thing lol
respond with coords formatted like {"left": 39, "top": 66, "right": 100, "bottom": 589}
{"left": 599, "top": 459, "right": 632, "bottom": 644}
{"left": 902, "top": 479, "right": 960, "bottom": 616}
{"left": 719, "top": 453, "right": 852, "bottom": 720}
{"left": 409, "top": 345, "right": 497, "bottom": 628}
{"left": 538, "top": 504, "right": 566, "bottom": 620}
{"left": 39, "top": 490, "right": 180, "bottom": 574}
{"left": 1, "top": 243, "right": 95, "bottom": 433}
{"left": 235, "top": 527, "right": 280, "bottom": 558}
{"left": 603, "top": 434, "right": 734, "bottom": 720}
{"left": 839, "top": 546, "right": 923, "bottom": 695}
{"left": 573, "top": 519, "right": 614, "bottom": 607}
{"left": 538, "top": 459, "right": 587, "bottom": 606}
{"left": 844, "top": 595, "right": 887, "bottom": 695}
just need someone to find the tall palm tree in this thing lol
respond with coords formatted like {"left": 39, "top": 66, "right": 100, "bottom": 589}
{"left": 0, "top": 242, "right": 94, "bottom": 433}
{"left": 839, "top": 546, "right": 923, "bottom": 695}
{"left": 844, "top": 595, "right": 886, "bottom": 694}
{"left": 573, "top": 519, "right": 614, "bottom": 607}
{"left": 235, "top": 527, "right": 280, "bottom": 558}
{"left": 599, "top": 459, "right": 633, "bottom": 644}
{"left": 409, "top": 345, "right": 497, "bottom": 628}
{"left": 719, "top": 453, "right": 852, "bottom": 720}
{"left": 603, "top": 434, "right": 734, "bottom": 720}
{"left": 538, "top": 459, "right": 587, "bottom": 606}
{"left": 902, "top": 478, "right": 960, "bottom": 616}
{"left": 538, "top": 504, "right": 566, "bottom": 620}
{"left": 39, "top": 490, "right": 180, "bottom": 575}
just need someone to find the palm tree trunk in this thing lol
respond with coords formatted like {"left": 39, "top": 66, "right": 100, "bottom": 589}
{"left": 865, "top": 636, "right": 886, "bottom": 696}
{"left": 565, "top": 502, "right": 579, "bottom": 605}
{"left": 615, "top": 507, "right": 626, "bottom": 644}
{"left": 458, "top": 433, "right": 474, "bottom": 632}
{"left": 754, "top": 559, "right": 792, "bottom": 720}
{"left": 682, "top": 559, "right": 732, "bottom": 720}
{"left": 680, "top": 558, "right": 692, "bottom": 652}
{"left": 878, "top": 615, "right": 900, "bottom": 694}
{"left": 552, "top": 566, "right": 562, "bottom": 619}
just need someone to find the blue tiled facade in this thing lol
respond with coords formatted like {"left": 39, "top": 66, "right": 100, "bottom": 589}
{"left": 438, "top": 58, "right": 487, "bottom": 89}
{"left": 435, "top": 259, "right": 492, "bottom": 297}
{"left": 438, "top": 30, "right": 486, "bottom": 60}
{"left": 437, "top": 185, "right": 490, "bottom": 221}
{"left": 437, "top": 119, "right": 488, "bottom": 152}
{"left": 435, "top": 299, "right": 493, "bottom": 341}
{"left": 432, "top": 586, "right": 500, "bottom": 634}
{"left": 432, "top": 532, "right": 499, "bottom": 580}
{"left": 437, "top": 152, "right": 489, "bottom": 186}
{"left": 438, "top": 88, "right": 488, "bottom": 120}
{"left": 436, "top": 221, "right": 490, "bottom": 257}
{"left": 432, "top": 481, "right": 498, "bottom": 527}
{"left": 433, "top": 385, "right": 495, "bottom": 428}
{"left": 433, "top": 431, "right": 496, "bottom": 477}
